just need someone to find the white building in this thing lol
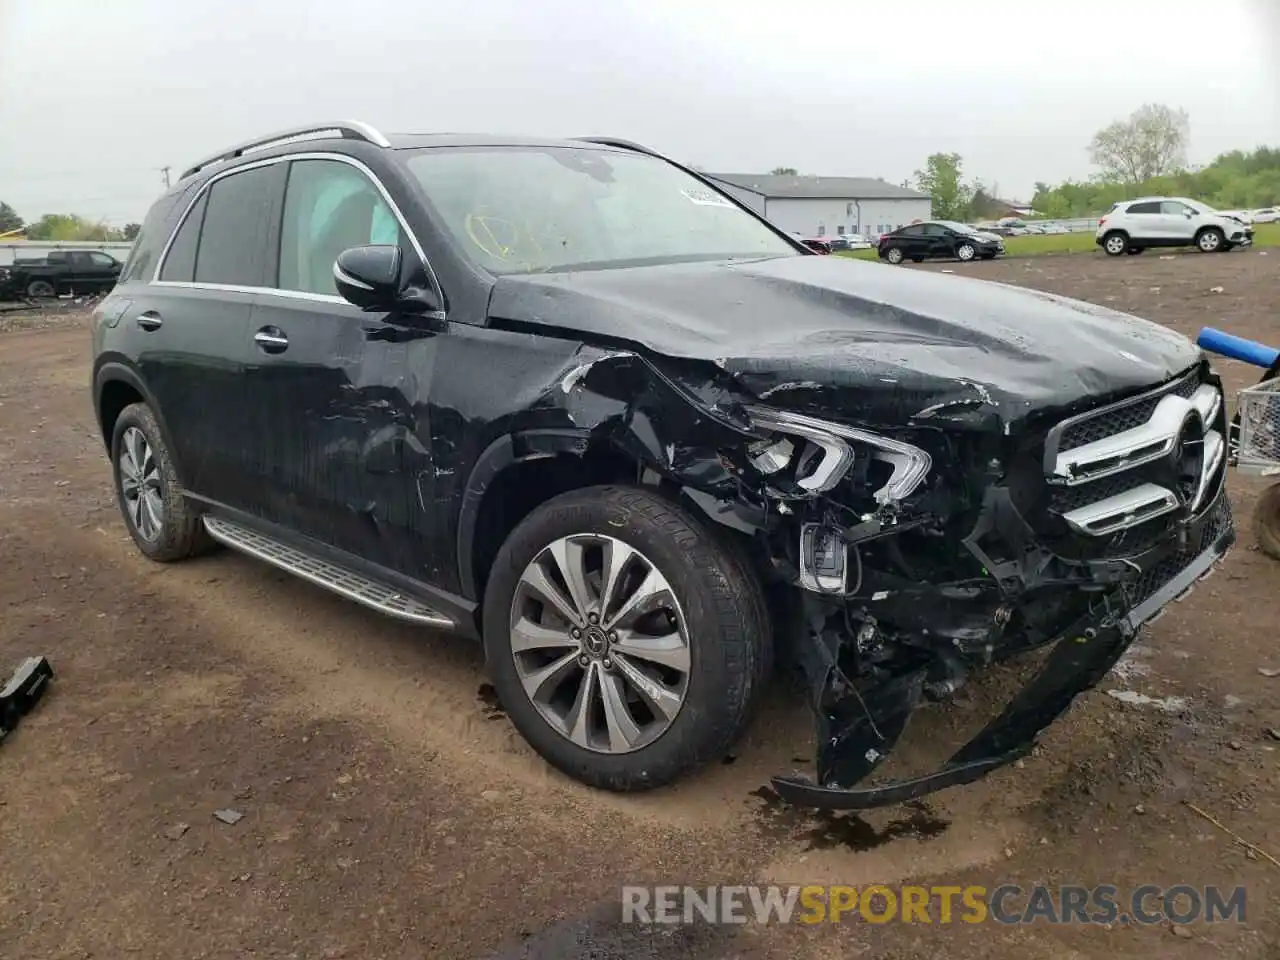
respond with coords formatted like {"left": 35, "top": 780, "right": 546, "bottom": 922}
{"left": 705, "top": 173, "right": 932, "bottom": 239}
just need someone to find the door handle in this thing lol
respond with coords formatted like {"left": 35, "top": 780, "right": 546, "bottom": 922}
{"left": 136, "top": 311, "right": 163, "bottom": 331}
{"left": 253, "top": 327, "right": 289, "bottom": 354}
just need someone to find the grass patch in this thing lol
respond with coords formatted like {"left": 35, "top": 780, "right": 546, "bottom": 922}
{"left": 837, "top": 222, "right": 1280, "bottom": 262}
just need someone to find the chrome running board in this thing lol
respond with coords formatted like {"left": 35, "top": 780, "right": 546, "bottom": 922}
{"left": 203, "top": 515, "right": 455, "bottom": 629}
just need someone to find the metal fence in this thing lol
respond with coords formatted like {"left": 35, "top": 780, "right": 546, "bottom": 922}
{"left": 0, "top": 240, "right": 135, "bottom": 265}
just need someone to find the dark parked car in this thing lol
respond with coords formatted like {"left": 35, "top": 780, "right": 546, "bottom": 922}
{"left": 877, "top": 221, "right": 1004, "bottom": 264}
{"left": 92, "top": 122, "right": 1234, "bottom": 810}
{"left": 1, "top": 249, "right": 123, "bottom": 299}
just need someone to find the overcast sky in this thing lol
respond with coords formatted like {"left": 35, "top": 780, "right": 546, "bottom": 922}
{"left": 1, "top": 0, "right": 1276, "bottom": 225}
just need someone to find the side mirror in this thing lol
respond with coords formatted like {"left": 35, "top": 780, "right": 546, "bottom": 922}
{"left": 334, "top": 245, "right": 442, "bottom": 318}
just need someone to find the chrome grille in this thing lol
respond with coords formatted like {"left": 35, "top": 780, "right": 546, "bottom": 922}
{"left": 1058, "top": 373, "right": 1199, "bottom": 452}
{"left": 1041, "top": 368, "right": 1226, "bottom": 549}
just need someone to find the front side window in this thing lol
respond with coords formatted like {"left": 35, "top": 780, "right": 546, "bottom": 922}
{"left": 279, "top": 159, "right": 402, "bottom": 296}
{"left": 195, "top": 165, "right": 276, "bottom": 286}
{"left": 1160, "top": 201, "right": 1192, "bottom": 215}
{"left": 89, "top": 252, "right": 116, "bottom": 266}
{"left": 404, "top": 146, "right": 796, "bottom": 275}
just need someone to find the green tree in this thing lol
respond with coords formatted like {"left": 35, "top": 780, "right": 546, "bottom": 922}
{"left": 1029, "top": 144, "right": 1280, "bottom": 217}
{"left": 770, "top": 167, "right": 798, "bottom": 175}
{"left": 121, "top": 223, "right": 142, "bottom": 241}
{"left": 0, "top": 201, "right": 23, "bottom": 234}
{"left": 24, "top": 214, "right": 115, "bottom": 241}
{"left": 1089, "top": 103, "right": 1190, "bottom": 184}
{"left": 913, "top": 153, "right": 972, "bottom": 220}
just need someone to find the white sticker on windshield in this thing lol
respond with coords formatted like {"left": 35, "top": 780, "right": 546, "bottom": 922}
{"left": 681, "top": 188, "right": 735, "bottom": 208}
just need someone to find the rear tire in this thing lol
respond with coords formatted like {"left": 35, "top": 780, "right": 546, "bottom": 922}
{"left": 1102, "top": 232, "right": 1129, "bottom": 256}
{"left": 1196, "top": 227, "right": 1225, "bottom": 253}
{"left": 25, "top": 279, "right": 56, "bottom": 298}
{"left": 884, "top": 247, "right": 905, "bottom": 265}
{"left": 111, "top": 402, "right": 214, "bottom": 562}
{"left": 482, "top": 485, "right": 772, "bottom": 792}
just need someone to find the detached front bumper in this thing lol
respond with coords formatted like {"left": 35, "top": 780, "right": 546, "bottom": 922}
{"left": 771, "top": 487, "right": 1235, "bottom": 811}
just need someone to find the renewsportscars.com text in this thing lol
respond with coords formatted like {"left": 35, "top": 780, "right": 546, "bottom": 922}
{"left": 621, "top": 884, "right": 1247, "bottom": 926}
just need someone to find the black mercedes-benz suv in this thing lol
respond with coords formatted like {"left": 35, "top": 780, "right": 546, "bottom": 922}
{"left": 92, "top": 121, "right": 1234, "bottom": 810}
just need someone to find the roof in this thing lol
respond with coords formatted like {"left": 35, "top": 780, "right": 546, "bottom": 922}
{"left": 705, "top": 173, "right": 930, "bottom": 201}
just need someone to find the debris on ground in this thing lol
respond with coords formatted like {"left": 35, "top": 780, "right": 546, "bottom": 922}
{"left": 164, "top": 823, "right": 190, "bottom": 841}
{"left": 0, "top": 656, "right": 54, "bottom": 742}
{"left": 1258, "top": 667, "right": 1280, "bottom": 678}
{"left": 213, "top": 808, "right": 244, "bottom": 825}
{"left": 1105, "top": 690, "right": 1189, "bottom": 713}
{"left": 1210, "top": 286, "right": 1225, "bottom": 293}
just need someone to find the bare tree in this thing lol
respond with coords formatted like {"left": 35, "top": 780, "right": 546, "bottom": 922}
{"left": 1089, "top": 104, "right": 1190, "bottom": 183}
{"left": 770, "top": 167, "right": 798, "bottom": 175}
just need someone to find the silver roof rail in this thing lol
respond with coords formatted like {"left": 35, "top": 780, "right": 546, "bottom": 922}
{"left": 573, "top": 136, "right": 656, "bottom": 155}
{"left": 178, "top": 120, "right": 391, "bottom": 181}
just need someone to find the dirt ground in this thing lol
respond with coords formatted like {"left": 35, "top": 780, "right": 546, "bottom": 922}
{"left": 2, "top": 249, "right": 1278, "bottom": 960}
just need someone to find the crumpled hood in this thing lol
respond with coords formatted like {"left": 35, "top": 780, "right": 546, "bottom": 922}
{"left": 488, "top": 255, "right": 1201, "bottom": 433}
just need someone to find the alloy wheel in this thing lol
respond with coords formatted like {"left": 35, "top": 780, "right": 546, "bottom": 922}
{"left": 886, "top": 248, "right": 903, "bottom": 264}
{"left": 958, "top": 244, "right": 975, "bottom": 261}
{"left": 1105, "top": 235, "right": 1127, "bottom": 255}
{"left": 509, "top": 534, "right": 691, "bottom": 754}
{"left": 119, "top": 426, "right": 164, "bottom": 541}
{"left": 1199, "top": 231, "right": 1221, "bottom": 252}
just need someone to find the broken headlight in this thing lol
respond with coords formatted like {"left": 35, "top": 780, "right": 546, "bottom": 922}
{"left": 744, "top": 406, "right": 932, "bottom": 505}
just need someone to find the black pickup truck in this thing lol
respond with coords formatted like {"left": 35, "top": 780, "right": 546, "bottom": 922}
{"left": 0, "top": 249, "right": 123, "bottom": 300}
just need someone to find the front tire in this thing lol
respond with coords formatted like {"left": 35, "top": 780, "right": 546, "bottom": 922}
{"left": 956, "top": 243, "right": 976, "bottom": 262}
{"left": 1102, "top": 232, "right": 1129, "bottom": 256}
{"left": 482, "top": 485, "right": 771, "bottom": 792}
{"left": 884, "top": 247, "right": 905, "bottom": 265}
{"left": 111, "top": 402, "right": 213, "bottom": 561}
{"left": 1196, "top": 228, "right": 1225, "bottom": 253}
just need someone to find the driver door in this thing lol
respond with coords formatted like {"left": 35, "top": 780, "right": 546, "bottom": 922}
{"left": 239, "top": 157, "right": 444, "bottom": 576}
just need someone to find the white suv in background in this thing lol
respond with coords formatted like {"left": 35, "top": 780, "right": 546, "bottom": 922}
{"left": 1095, "top": 197, "right": 1254, "bottom": 256}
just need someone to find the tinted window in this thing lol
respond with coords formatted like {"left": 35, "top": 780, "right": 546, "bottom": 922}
{"left": 47, "top": 252, "right": 67, "bottom": 262}
{"left": 1127, "top": 202, "right": 1161, "bottom": 215}
{"left": 89, "top": 252, "right": 115, "bottom": 266}
{"left": 159, "top": 192, "right": 208, "bottom": 282}
{"left": 922, "top": 224, "right": 948, "bottom": 236}
{"left": 900, "top": 224, "right": 925, "bottom": 236}
{"left": 194, "top": 165, "right": 275, "bottom": 286}
{"left": 278, "top": 159, "right": 402, "bottom": 296}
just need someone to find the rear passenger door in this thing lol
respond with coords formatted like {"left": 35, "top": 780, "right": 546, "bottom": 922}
{"left": 139, "top": 161, "right": 284, "bottom": 510}
{"left": 1123, "top": 201, "right": 1162, "bottom": 240}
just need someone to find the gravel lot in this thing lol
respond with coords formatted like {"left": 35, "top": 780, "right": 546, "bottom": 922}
{"left": 2, "top": 250, "right": 1278, "bottom": 959}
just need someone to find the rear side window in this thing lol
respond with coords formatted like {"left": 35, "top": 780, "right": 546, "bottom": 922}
{"left": 194, "top": 165, "right": 276, "bottom": 286}
{"left": 1127, "top": 202, "right": 1160, "bottom": 215}
{"left": 159, "top": 192, "right": 207, "bottom": 282}
{"left": 278, "top": 159, "right": 401, "bottom": 296}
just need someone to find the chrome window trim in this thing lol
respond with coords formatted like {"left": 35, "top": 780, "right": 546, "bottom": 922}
{"left": 151, "top": 151, "right": 445, "bottom": 318}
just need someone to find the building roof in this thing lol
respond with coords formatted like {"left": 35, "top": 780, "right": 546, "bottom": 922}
{"left": 705, "top": 173, "right": 930, "bottom": 201}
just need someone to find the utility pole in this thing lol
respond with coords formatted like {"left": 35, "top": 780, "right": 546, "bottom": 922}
{"left": 161, "top": 166, "right": 171, "bottom": 188}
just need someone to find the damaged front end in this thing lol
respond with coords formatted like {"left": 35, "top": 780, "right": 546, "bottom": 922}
{"left": 681, "top": 363, "right": 1235, "bottom": 810}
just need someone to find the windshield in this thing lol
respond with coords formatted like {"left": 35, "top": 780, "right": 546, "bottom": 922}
{"left": 934, "top": 220, "right": 982, "bottom": 233}
{"left": 404, "top": 146, "right": 798, "bottom": 274}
